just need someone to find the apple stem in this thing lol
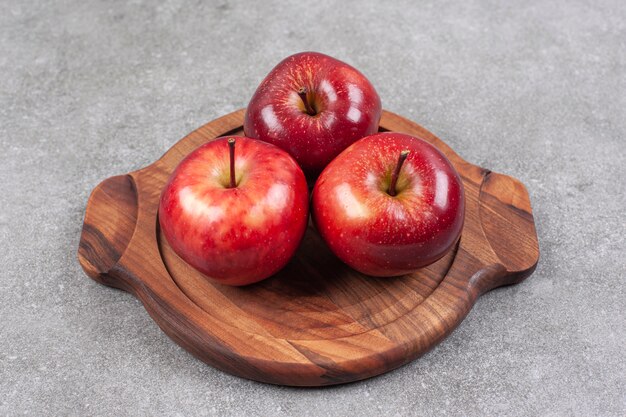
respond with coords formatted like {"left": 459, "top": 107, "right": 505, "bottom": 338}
{"left": 298, "top": 87, "right": 316, "bottom": 116}
{"left": 388, "top": 150, "right": 410, "bottom": 196}
{"left": 228, "top": 137, "right": 236, "bottom": 188}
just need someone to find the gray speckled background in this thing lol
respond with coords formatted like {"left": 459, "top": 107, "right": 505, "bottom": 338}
{"left": 1, "top": 0, "right": 625, "bottom": 415}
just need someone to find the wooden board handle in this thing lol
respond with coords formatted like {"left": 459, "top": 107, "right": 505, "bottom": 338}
{"left": 78, "top": 174, "right": 138, "bottom": 291}
{"left": 479, "top": 171, "right": 540, "bottom": 279}
{"left": 446, "top": 167, "right": 539, "bottom": 297}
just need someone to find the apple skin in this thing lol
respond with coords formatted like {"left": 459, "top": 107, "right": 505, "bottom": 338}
{"left": 312, "top": 132, "right": 465, "bottom": 277}
{"left": 244, "top": 52, "right": 382, "bottom": 177}
{"left": 159, "top": 136, "right": 309, "bottom": 286}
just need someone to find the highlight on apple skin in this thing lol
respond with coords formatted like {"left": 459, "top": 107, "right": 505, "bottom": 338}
{"left": 244, "top": 51, "right": 382, "bottom": 177}
{"left": 159, "top": 136, "right": 310, "bottom": 286}
{"left": 312, "top": 132, "right": 465, "bottom": 277}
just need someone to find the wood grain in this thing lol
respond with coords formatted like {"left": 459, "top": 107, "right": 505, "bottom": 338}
{"left": 78, "top": 109, "right": 539, "bottom": 386}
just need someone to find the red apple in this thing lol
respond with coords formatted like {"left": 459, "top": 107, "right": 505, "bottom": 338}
{"left": 244, "top": 52, "right": 382, "bottom": 177}
{"left": 312, "top": 132, "right": 465, "bottom": 277}
{"left": 159, "top": 136, "right": 309, "bottom": 286}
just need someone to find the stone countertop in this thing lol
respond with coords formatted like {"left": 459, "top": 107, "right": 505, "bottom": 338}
{"left": 1, "top": 1, "right": 624, "bottom": 415}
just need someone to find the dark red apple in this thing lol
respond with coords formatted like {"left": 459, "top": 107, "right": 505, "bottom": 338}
{"left": 159, "top": 136, "right": 309, "bottom": 286}
{"left": 244, "top": 52, "right": 382, "bottom": 177}
{"left": 312, "top": 132, "right": 465, "bottom": 277}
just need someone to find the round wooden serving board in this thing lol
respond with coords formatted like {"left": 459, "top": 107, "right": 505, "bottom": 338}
{"left": 78, "top": 110, "right": 539, "bottom": 386}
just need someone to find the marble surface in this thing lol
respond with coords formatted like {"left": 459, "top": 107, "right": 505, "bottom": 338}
{"left": 1, "top": 0, "right": 624, "bottom": 415}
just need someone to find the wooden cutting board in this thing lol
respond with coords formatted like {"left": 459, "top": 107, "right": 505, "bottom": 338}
{"left": 78, "top": 109, "right": 539, "bottom": 386}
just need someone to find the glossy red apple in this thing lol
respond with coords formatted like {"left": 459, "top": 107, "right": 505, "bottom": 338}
{"left": 244, "top": 51, "right": 382, "bottom": 177}
{"left": 312, "top": 132, "right": 465, "bottom": 277}
{"left": 159, "top": 136, "right": 309, "bottom": 286}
